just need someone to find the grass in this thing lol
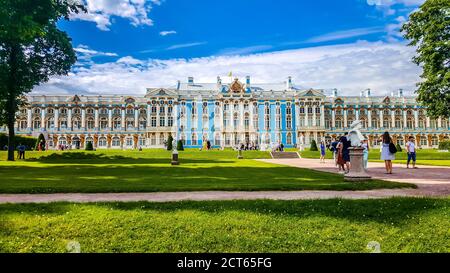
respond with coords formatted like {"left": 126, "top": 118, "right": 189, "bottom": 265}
{"left": 0, "top": 198, "right": 449, "bottom": 253}
{"left": 0, "top": 149, "right": 414, "bottom": 193}
{"left": 295, "top": 148, "right": 450, "bottom": 166}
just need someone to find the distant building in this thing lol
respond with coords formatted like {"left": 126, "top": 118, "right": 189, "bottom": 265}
{"left": 6, "top": 76, "right": 450, "bottom": 149}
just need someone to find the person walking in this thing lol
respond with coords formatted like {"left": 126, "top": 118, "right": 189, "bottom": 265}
{"left": 406, "top": 136, "right": 417, "bottom": 169}
{"left": 17, "top": 143, "right": 26, "bottom": 159}
{"left": 341, "top": 133, "right": 351, "bottom": 173}
{"left": 380, "top": 132, "right": 396, "bottom": 174}
{"left": 319, "top": 140, "right": 326, "bottom": 163}
{"left": 336, "top": 137, "right": 346, "bottom": 173}
{"left": 361, "top": 138, "right": 369, "bottom": 170}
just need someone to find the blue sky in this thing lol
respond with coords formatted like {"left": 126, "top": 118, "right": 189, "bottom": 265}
{"left": 34, "top": 0, "right": 425, "bottom": 95}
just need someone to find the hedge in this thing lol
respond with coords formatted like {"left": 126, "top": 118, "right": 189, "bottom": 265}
{"left": 438, "top": 141, "right": 450, "bottom": 150}
{"left": 0, "top": 133, "right": 38, "bottom": 151}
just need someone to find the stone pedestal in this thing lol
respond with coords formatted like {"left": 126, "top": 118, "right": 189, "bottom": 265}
{"left": 237, "top": 149, "right": 243, "bottom": 159}
{"left": 171, "top": 150, "right": 179, "bottom": 165}
{"left": 344, "top": 147, "right": 371, "bottom": 181}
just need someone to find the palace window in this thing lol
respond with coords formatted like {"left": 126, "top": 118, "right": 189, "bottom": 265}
{"left": 395, "top": 119, "right": 402, "bottom": 129}
{"left": 98, "top": 137, "right": 107, "bottom": 147}
{"left": 335, "top": 119, "right": 342, "bottom": 129}
{"left": 87, "top": 108, "right": 94, "bottom": 114}
{"left": 151, "top": 117, "right": 157, "bottom": 127}
{"left": 419, "top": 119, "right": 425, "bottom": 128}
{"left": 215, "top": 134, "right": 221, "bottom": 146}
{"left": 286, "top": 133, "right": 292, "bottom": 145}
{"left": 159, "top": 116, "right": 165, "bottom": 127}
{"left": 126, "top": 120, "right": 134, "bottom": 129}
{"left": 192, "top": 134, "right": 198, "bottom": 146}
{"left": 286, "top": 106, "right": 291, "bottom": 115}
{"left": 383, "top": 118, "right": 390, "bottom": 128}
{"left": 139, "top": 119, "right": 147, "bottom": 129}
{"left": 168, "top": 117, "right": 173, "bottom": 127}
{"left": 307, "top": 107, "right": 313, "bottom": 114}
{"left": 300, "top": 107, "right": 305, "bottom": 114}
{"left": 160, "top": 106, "right": 165, "bottom": 114}
{"left": 244, "top": 114, "right": 250, "bottom": 130}
{"left": 73, "top": 108, "right": 81, "bottom": 115}
{"left": 87, "top": 118, "right": 95, "bottom": 130}
{"left": 265, "top": 106, "right": 270, "bottom": 115}
{"left": 276, "top": 116, "right": 281, "bottom": 130}
{"left": 265, "top": 116, "right": 270, "bottom": 130}
{"left": 432, "top": 136, "right": 439, "bottom": 146}
{"left": 371, "top": 119, "right": 378, "bottom": 128}
{"left": 100, "top": 108, "right": 107, "bottom": 115}
{"left": 112, "top": 137, "right": 120, "bottom": 147}
{"left": 407, "top": 118, "right": 413, "bottom": 129}
{"left": 100, "top": 118, "right": 108, "bottom": 129}
{"left": 151, "top": 106, "right": 157, "bottom": 114}
{"left": 420, "top": 136, "right": 428, "bottom": 146}
{"left": 233, "top": 113, "right": 239, "bottom": 128}
{"left": 126, "top": 108, "right": 134, "bottom": 115}
{"left": 286, "top": 116, "right": 292, "bottom": 129}
{"left": 139, "top": 137, "right": 146, "bottom": 147}
{"left": 34, "top": 108, "right": 41, "bottom": 114}
{"left": 61, "top": 108, "right": 68, "bottom": 114}
{"left": 168, "top": 106, "right": 173, "bottom": 114}
{"left": 113, "top": 118, "right": 121, "bottom": 129}
{"left": 126, "top": 138, "right": 133, "bottom": 147}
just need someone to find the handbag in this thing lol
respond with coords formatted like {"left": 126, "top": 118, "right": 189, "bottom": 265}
{"left": 389, "top": 142, "right": 397, "bottom": 154}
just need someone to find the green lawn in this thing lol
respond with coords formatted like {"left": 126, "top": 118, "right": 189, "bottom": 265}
{"left": 1, "top": 198, "right": 448, "bottom": 253}
{"left": 295, "top": 148, "right": 450, "bottom": 166}
{"left": 0, "top": 149, "right": 413, "bottom": 193}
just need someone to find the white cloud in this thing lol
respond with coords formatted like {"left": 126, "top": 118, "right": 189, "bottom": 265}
{"left": 166, "top": 42, "right": 207, "bottom": 50}
{"left": 304, "top": 27, "right": 385, "bottom": 43}
{"left": 159, "top": 30, "right": 177, "bottom": 36}
{"left": 218, "top": 45, "right": 274, "bottom": 56}
{"left": 71, "top": 0, "right": 163, "bottom": 31}
{"left": 366, "top": 0, "right": 424, "bottom": 15}
{"left": 33, "top": 41, "right": 421, "bottom": 97}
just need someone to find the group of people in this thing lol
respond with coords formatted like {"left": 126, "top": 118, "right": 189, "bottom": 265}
{"left": 326, "top": 132, "right": 418, "bottom": 174}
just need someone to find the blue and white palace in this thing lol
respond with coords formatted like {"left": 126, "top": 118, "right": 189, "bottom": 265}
{"left": 8, "top": 76, "right": 450, "bottom": 149}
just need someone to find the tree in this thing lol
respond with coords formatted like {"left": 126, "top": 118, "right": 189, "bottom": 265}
{"left": 310, "top": 139, "right": 318, "bottom": 151}
{"left": 0, "top": 0, "right": 85, "bottom": 161}
{"left": 35, "top": 133, "right": 46, "bottom": 151}
{"left": 85, "top": 141, "right": 93, "bottom": 151}
{"left": 401, "top": 0, "right": 450, "bottom": 118}
{"left": 177, "top": 140, "right": 184, "bottom": 151}
{"left": 167, "top": 134, "right": 173, "bottom": 151}
{"left": 396, "top": 143, "right": 402, "bottom": 152}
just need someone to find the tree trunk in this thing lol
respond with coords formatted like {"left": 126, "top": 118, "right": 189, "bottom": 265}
{"left": 7, "top": 113, "right": 15, "bottom": 161}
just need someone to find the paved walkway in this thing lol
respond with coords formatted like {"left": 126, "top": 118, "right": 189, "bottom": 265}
{"left": 0, "top": 159, "right": 448, "bottom": 204}
{"left": 258, "top": 158, "right": 450, "bottom": 196}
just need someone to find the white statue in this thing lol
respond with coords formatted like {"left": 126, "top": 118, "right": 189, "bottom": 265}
{"left": 299, "top": 134, "right": 305, "bottom": 151}
{"left": 348, "top": 120, "right": 365, "bottom": 147}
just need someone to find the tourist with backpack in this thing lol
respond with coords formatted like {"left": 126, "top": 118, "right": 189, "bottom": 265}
{"left": 329, "top": 138, "right": 339, "bottom": 167}
{"left": 380, "top": 132, "right": 396, "bottom": 174}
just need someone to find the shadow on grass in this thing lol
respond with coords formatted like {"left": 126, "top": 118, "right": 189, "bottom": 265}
{"left": 24, "top": 152, "right": 235, "bottom": 165}
{"left": 0, "top": 198, "right": 446, "bottom": 227}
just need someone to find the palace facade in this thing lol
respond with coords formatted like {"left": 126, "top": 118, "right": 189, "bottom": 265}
{"left": 5, "top": 76, "right": 450, "bottom": 149}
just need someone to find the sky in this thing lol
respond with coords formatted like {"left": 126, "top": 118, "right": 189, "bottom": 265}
{"left": 32, "top": 0, "right": 426, "bottom": 96}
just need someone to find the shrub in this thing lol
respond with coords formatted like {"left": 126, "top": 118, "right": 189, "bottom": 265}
{"left": 438, "top": 141, "right": 450, "bottom": 150}
{"left": 0, "top": 134, "right": 37, "bottom": 150}
{"left": 85, "top": 141, "right": 93, "bottom": 151}
{"left": 310, "top": 139, "right": 318, "bottom": 151}
{"left": 167, "top": 134, "right": 173, "bottom": 151}
{"left": 177, "top": 140, "right": 184, "bottom": 151}
{"left": 396, "top": 143, "right": 402, "bottom": 152}
{"left": 35, "top": 133, "right": 46, "bottom": 151}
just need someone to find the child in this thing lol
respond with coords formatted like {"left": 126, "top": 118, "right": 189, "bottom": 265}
{"left": 320, "top": 141, "right": 326, "bottom": 163}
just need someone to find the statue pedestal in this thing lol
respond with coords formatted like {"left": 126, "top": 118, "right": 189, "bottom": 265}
{"left": 237, "top": 149, "right": 243, "bottom": 159}
{"left": 344, "top": 147, "right": 371, "bottom": 181}
{"left": 171, "top": 150, "right": 179, "bottom": 165}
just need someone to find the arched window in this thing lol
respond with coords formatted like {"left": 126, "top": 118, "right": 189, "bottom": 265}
{"left": 215, "top": 134, "right": 221, "bottom": 146}
{"left": 192, "top": 133, "right": 198, "bottom": 146}
{"left": 100, "top": 118, "right": 108, "bottom": 129}
{"left": 33, "top": 118, "right": 41, "bottom": 129}
{"left": 113, "top": 118, "right": 121, "bottom": 129}
{"left": 112, "top": 137, "right": 120, "bottom": 147}
{"left": 98, "top": 137, "right": 107, "bottom": 147}
{"left": 286, "top": 132, "right": 292, "bottom": 145}
{"left": 87, "top": 118, "right": 95, "bottom": 130}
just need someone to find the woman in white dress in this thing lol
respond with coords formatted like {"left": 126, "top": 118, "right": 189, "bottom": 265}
{"left": 380, "top": 132, "right": 395, "bottom": 174}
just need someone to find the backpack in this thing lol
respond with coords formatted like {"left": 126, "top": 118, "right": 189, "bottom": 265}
{"left": 389, "top": 142, "right": 397, "bottom": 154}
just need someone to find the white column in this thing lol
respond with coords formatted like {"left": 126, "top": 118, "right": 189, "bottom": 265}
{"left": 438, "top": 117, "right": 442, "bottom": 128}
{"left": 355, "top": 107, "right": 360, "bottom": 121}
{"left": 54, "top": 108, "right": 59, "bottom": 130}
{"left": 147, "top": 104, "right": 151, "bottom": 128}
{"left": 240, "top": 102, "right": 244, "bottom": 130}
{"left": 165, "top": 105, "right": 169, "bottom": 128}
{"left": 368, "top": 109, "right": 372, "bottom": 128}
{"left": 312, "top": 106, "right": 317, "bottom": 127}
{"left": 41, "top": 107, "right": 46, "bottom": 130}
{"left": 108, "top": 108, "right": 112, "bottom": 129}
{"left": 304, "top": 109, "right": 309, "bottom": 127}
{"left": 426, "top": 116, "right": 430, "bottom": 128}
{"left": 331, "top": 108, "right": 336, "bottom": 128}
{"left": 68, "top": 107, "right": 72, "bottom": 130}
{"left": 94, "top": 108, "right": 99, "bottom": 129}
{"left": 379, "top": 109, "right": 383, "bottom": 128}
{"left": 27, "top": 108, "right": 32, "bottom": 130}
{"left": 156, "top": 105, "right": 160, "bottom": 128}
{"left": 403, "top": 109, "right": 408, "bottom": 128}
{"left": 134, "top": 107, "right": 139, "bottom": 129}
{"left": 343, "top": 107, "right": 347, "bottom": 128}
{"left": 229, "top": 102, "right": 234, "bottom": 131}
{"left": 174, "top": 103, "right": 179, "bottom": 138}
{"left": 295, "top": 103, "right": 300, "bottom": 130}
{"left": 414, "top": 109, "right": 419, "bottom": 128}
{"left": 121, "top": 106, "right": 125, "bottom": 129}
{"left": 81, "top": 107, "right": 86, "bottom": 130}
{"left": 391, "top": 109, "right": 395, "bottom": 128}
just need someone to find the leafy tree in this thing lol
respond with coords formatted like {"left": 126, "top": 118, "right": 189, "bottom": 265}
{"left": 310, "top": 139, "right": 318, "bottom": 151}
{"left": 177, "top": 140, "right": 184, "bottom": 151}
{"left": 35, "top": 133, "right": 46, "bottom": 151}
{"left": 402, "top": 0, "right": 450, "bottom": 117}
{"left": 85, "top": 141, "right": 93, "bottom": 151}
{"left": 167, "top": 134, "right": 173, "bottom": 151}
{"left": 396, "top": 143, "right": 402, "bottom": 152}
{"left": 0, "top": 0, "right": 85, "bottom": 161}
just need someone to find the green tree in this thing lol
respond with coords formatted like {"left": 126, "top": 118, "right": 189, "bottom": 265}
{"left": 35, "top": 133, "right": 46, "bottom": 151}
{"left": 396, "top": 143, "right": 402, "bottom": 152}
{"left": 177, "top": 140, "right": 184, "bottom": 151}
{"left": 401, "top": 0, "right": 450, "bottom": 118}
{"left": 0, "top": 0, "right": 85, "bottom": 161}
{"left": 85, "top": 141, "right": 93, "bottom": 151}
{"left": 167, "top": 134, "right": 173, "bottom": 151}
{"left": 310, "top": 139, "right": 318, "bottom": 151}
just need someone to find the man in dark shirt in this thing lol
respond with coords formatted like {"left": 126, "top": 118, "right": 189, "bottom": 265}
{"left": 341, "top": 133, "right": 351, "bottom": 172}
{"left": 17, "top": 143, "right": 26, "bottom": 159}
